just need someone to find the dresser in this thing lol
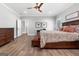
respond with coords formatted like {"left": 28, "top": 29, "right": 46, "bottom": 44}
{"left": 0, "top": 28, "right": 14, "bottom": 46}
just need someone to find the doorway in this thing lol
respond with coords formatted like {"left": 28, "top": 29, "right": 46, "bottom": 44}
{"left": 16, "top": 20, "right": 22, "bottom": 37}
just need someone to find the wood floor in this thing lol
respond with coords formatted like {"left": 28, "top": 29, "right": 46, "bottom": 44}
{"left": 0, "top": 34, "right": 79, "bottom": 56}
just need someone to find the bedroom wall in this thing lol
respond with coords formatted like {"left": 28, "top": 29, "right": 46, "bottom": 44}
{"left": 56, "top": 3, "right": 79, "bottom": 30}
{"left": 21, "top": 20, "right": 26, "bottom": 34}
{"left": 0, "top": 4, "right": 21, "bottom": 38}
{"left": 22, "top": 16, "right": 56, "bottom": 36}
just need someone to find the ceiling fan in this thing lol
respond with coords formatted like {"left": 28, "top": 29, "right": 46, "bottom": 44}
{"left": 27, "top": 3, "right": 44, "bottom": 13}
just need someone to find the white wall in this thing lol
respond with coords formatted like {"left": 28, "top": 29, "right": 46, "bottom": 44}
{"left": 23, "top": 17, "right": 56, "bottom": 36}
{"left": 56, "top": 3, "right": 79, "bottom": 29}
{"left": 0, "top": 4, "right": 21, "bottom": 38}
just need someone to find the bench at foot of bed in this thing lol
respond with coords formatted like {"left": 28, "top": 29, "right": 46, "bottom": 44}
{"left": 32, "top": 36, "right": 40, "bottom": 47}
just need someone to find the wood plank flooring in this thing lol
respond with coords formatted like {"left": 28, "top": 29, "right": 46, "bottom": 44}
{"left": 0, "top": 34, "right": 79, "bottom": 56}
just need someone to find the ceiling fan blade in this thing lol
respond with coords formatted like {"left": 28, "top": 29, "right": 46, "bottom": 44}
{"left": 38, "top": 3, "right": 43, "bottom": 8}
{"left": 27, "top": 7, "right": 33, "bottom": 9}
{"left": 38, "top": 9, "right": 42, "bottom": 12}
{"left": 27, "top": 3, "right": 38, "bottom": 9}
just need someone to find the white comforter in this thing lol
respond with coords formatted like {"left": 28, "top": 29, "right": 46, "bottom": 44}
{"left": 40, "top": 31, "right": 79, "bottom": 48}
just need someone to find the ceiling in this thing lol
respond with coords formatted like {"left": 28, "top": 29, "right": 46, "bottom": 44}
{"left": 5, "top": 3, "right": 74, "bottom": 17}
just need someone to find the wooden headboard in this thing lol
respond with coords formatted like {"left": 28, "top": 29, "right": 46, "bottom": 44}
{"left": 62, "top": 20, "right": 79, "bottom": 26}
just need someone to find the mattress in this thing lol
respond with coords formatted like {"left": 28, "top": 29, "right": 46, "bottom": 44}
{"left": 40, "top": 31, "right": 79, "bottom": 48}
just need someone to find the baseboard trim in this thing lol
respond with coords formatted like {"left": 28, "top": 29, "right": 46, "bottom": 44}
{"left": 14, "top": 33, "right": 27, "bottom": 39}
{"left": 27, "top": 34, "right": 36, "bottom": 36}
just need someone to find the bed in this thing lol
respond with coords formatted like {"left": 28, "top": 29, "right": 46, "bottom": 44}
{"left": 40, "top": 20, "right": 79, "bottom": 48}
{"left": 40, "top": 31, "right": 79, "bottom": 48}
{"left": 32, "top": 20, "right": 79, "bottom": 48}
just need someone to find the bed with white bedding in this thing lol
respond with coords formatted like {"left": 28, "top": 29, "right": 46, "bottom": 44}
{"left": 32, "top": 19, "right": 79, "bottom": 48}
{"left": 40, "top": 31, "right": 79, "bottom": 48}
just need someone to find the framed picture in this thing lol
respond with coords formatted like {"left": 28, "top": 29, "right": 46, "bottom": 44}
{"left": 35, "top": 22, "right": 47, "bottom": 28}
{"left": 35, "top": 22, "right": 41, "bottom": 28}
{"left": 41, "top": 22, "right": 47, "bottom": 28}
{"left": 65, "top": 11, "right": 79, "bottom": 20}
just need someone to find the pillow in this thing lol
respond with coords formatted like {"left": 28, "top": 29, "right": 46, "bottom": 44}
{"left": 68, "top": 25, "right": 76, "bottom": 32}
{"left": 63, "top": 26, "right": 69, "bottom": 32}
{"left": 62, "top": 25, "right": 76, "bottom": 32}
{"left": 59, "top": 27, "right": 63, "bottom": 31}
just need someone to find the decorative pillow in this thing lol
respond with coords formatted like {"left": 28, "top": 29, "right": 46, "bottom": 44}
{"left": 68, "top": 25, "right": 76, "bottom": 32}
{"left": 63, "top": 26, "right": 69, "bottom": 32}
{"left": 62, "top": 25, "right": 76, "bottom": 32}
{"left": 59, "top": 27, "right": 63, "bottom": 31}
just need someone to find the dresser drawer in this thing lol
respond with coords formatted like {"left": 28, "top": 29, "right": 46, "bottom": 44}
{"left": 0, "top": 28, "right": 14, "bottom": 46}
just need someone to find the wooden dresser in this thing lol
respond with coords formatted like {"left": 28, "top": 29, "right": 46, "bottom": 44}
{"left": 0, "top": 28, "right": 14, "bottom": 46}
